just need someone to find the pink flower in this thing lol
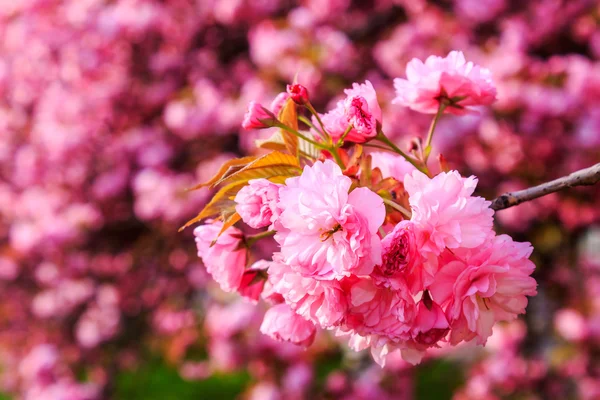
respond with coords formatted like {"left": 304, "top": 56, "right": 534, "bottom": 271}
{"left": 267, "top": 256, "right": 347, "bottom": 327}
{"left": 235, "top": 179, "right": 281, "bottom": 229}
{"left": 344, "top": 96, "right": 376, "bottom": 138}
{"left": 404, "top": 170, "right": 494, "bottom": 255}
{"left": 19, "top": 345, "right": 58, "bottom": 384}
{"left": 344, "top": 278, "right": 415, "bottom": 343}
{"left": 429, "top": 235, "right": 537, "bottom": 345}
{"left": 194, "top": 221, "right": 246, "bottom": 293}
{"left": 320, "top": 81, "right": 382, "bottom": 143}
{"left": 554, "top": 309, "right": 589, "bottom": 342}
{"left": 275, "top": 160, "right": 385, "bottom": 279}
{"left": 242, "top": 101, "right": 277, "bottom": 129}
{"left": 393, "top": 51, "right": 497, "bottom": 115}
{"left": 410, "top": 297, "right": 449, "bottom": 347}
{"left": 375, "top": 221, "right": 428, "bottom": 293}
{"left": 260, "top": 303, "right": 316, "bottom": 347}
{"left": 369, "top": 152, "right": 416, "bottom": 181}
{"left": 286, "top": 84, "right": 309, "bottom": 105}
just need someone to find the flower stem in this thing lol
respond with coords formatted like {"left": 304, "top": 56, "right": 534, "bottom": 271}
{"left": 245, "top": 230, "right": 276, "bottom": 247}
{"left": 305, "top": 102, "right": 330, "bottom": 142}
{"left": 382, "top": 198, "right": 411, "bottom": 218}
{"left": 423, "top": 101, "right": 447, "bottom": 163}
{"left": 363, "top": 143, "right": 397, "bottom": 151}
{"left": 328, "top": 147, "right": 345, "bottom": 169}
{"left": 336, "top": 124, "right": 353, "bottom": 147}
{"left": 276, "top": 122, "right": 328, "bottom": 150}
{"left": 298, "top": 115, "right": 318, "bottom": 131}
{"left": 375, "top": 131, "right": 428, "bottom": 174}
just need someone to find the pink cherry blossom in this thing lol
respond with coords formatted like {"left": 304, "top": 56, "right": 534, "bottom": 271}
{"left": 374, "top": 220, "right": 429, "bottom": 293}
{"left": 267, "top": 256, "right": 347, "bottom": 327}
{"left": 410, "top": 298, "right": 449, "bottom": 347}
{"left": 320, "top": 81, "right": 382, "bottom": 143}
{"left": 404, "top": 170, "right": 494, "bottom": 255}
{"left": 344, "top": 96, "right": 376, "bottom": 138}
{"left": 235, "top": 179, "right": 281, "bottom": 229}
{"left": 260, "top": 303, "right": 316, "bottom": 347}
{"left": 275, "top": 160, "right": 385, "bottom": 279}
{"left": 194, "top": 221, "right": 247, "bottom": 293}
{"left": 393, "top": 51, "right": 497, "bottom": 114}
{"left": 429, "top": 235, "right": 537, "bottom": 345}
{"left": 242, "top": 101, "right": 277, "bottom": 129}
{"left": 344, "top": 278, "right": 415, "bottom": 343}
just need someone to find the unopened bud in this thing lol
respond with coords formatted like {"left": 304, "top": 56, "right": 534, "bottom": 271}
{"left": 286, "top": 84, "right": 309, "bottom": 105}
{"left": 241, "top": 101, "right": 277, "bottom": 130}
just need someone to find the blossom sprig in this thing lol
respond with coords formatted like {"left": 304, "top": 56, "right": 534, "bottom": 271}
{"left": 184, "top": 51, "right": 538, "bottom": 366}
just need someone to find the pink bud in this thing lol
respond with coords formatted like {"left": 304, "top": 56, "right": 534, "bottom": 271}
{"left": 238, "top": 260, "right": 269, "bottom": 303}
{"left": 286, "top": 84, "right": 309, "bottom": 105}
{"left": 242, "top": 101, "right": 277, "bottom": 129}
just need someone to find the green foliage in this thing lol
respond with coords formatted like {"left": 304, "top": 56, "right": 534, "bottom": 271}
{"left": 115, "top": 359, "right": 250, "bottom": 400}
{"left": 415, "top": 359, "right": 465, "bottom": 400}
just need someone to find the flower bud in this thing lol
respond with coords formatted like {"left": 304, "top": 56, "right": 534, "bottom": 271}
{"left": 242, "top": 101, "right": 277, "bottom": 129}
{"left": 286, "top": 84, "right": 309, "bottom": 105}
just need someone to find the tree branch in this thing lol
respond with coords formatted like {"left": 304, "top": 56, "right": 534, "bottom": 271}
{"left": 490, "top": 163, "right": 600, "bottom": 211}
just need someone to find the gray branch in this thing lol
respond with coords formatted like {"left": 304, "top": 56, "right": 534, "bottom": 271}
{"left": 490, "top": 163, "right": 600, "bottom": 211}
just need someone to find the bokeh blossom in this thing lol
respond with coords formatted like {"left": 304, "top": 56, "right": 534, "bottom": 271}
{"left": 393, "top": 51, "right": 497, "bottom": 114}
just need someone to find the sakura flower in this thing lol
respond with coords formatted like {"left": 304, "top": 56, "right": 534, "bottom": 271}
{"left": 235, "top": 179, "right": 281, "bottom": 229}
{"left": 344, "top": 278, "right": 415, "bottom": 343}
{"left": 242, "top": 101, "right": 277, "bottom": 129}
{"left": 404, "top": 170, "right": 494, "bottom": 255}
{"left": 409, "top": 296, "right": 449, "bottom": 347}
{"left": 267, "top": 256, "right": 347, "bottom": 327}
{"left": 429, "top": 235, "right": 537, "bottom": 345}
{"left": 275, "top": 160, "right": 385, "bottom": 279}
{"left": 374, "top": 220, "right": 429, "bottom": 293}
{"left": 393, "top": 51, "right": 497, "bottom": 114}
{"left": 320, "top": 81, "right": 382, "bottom": 143}
{"left": 194, "top": 221, "right": 246, "bottom": 293}
{"left": 344, "top": 96, "right": 376, "bottom": 138}
{"left": 260, "top": 303, "right": 316, "bottom": 347}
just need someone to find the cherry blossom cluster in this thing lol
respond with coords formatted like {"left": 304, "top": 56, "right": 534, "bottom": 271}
{"left": 1, "top": 0, "right": 599, "bottom": 397}
{"left": 194, "top": 51, "right": 537, "bottom": 366}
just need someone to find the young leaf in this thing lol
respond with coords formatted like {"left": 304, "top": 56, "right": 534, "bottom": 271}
{"left": 209, "top": 212, "right": 242, "bottom": 245}
{"left": 215, "top": 151, "right": 301, "bottom": 187}
{"left": 179, "top": 181, "right": 247, "bottom": 231}
{"left": 278, "top": 98, "right": 299, "bottom": 157}
{"left": 186, "top": 156, "right": 257, "bottom": 191}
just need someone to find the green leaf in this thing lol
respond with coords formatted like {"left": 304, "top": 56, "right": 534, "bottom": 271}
{"left": 186, "top": 156, "right": 257, "bottom": 191}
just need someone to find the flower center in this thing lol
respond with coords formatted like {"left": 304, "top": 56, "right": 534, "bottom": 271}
{"left": 319, "top": 224, "right": 342, "bottom": 242}
{"left": 380, "top": 233, "right": 410, "bottom": 275}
